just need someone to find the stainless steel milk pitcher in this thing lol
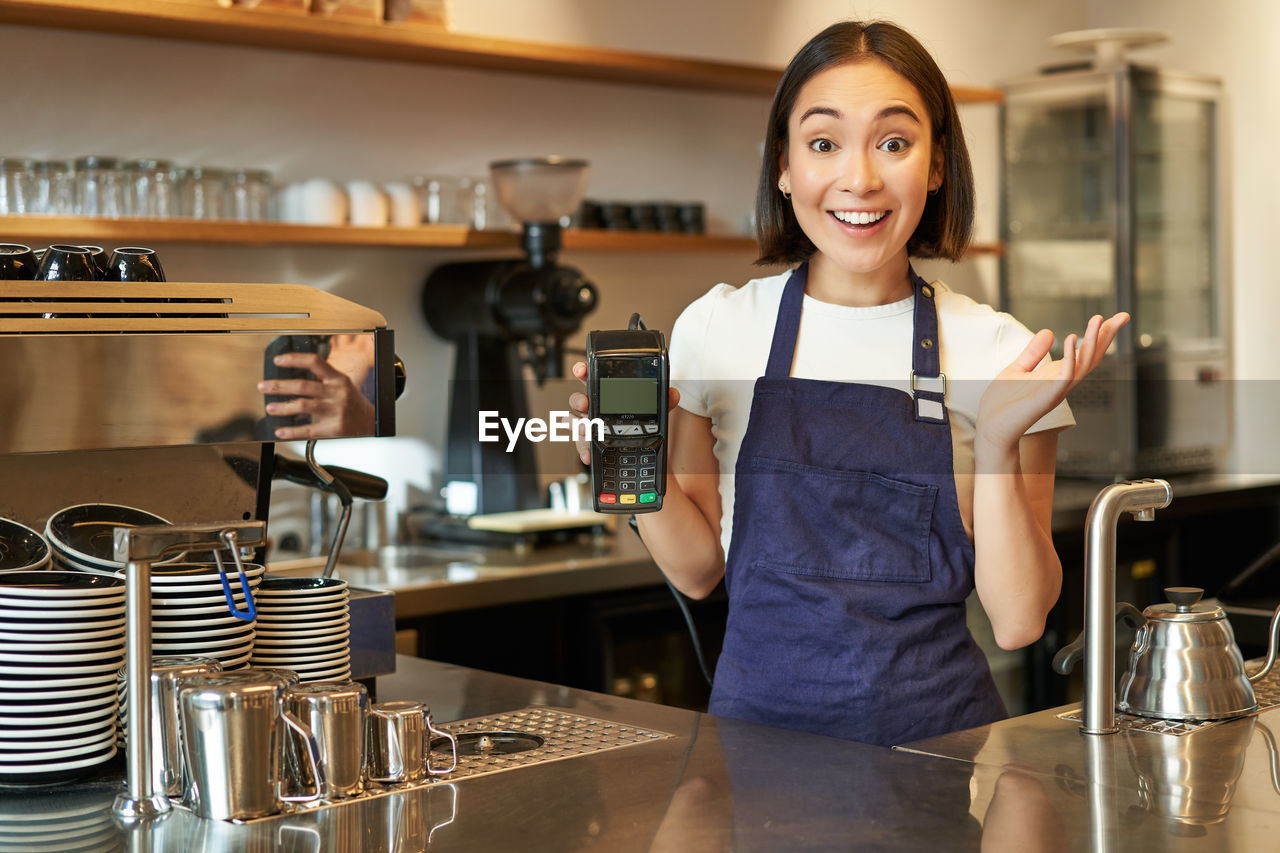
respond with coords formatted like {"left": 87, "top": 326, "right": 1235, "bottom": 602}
{"left": 179, "top": 670, "right": 325, "bottom": 821}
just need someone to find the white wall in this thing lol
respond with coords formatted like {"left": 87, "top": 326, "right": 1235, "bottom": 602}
{"left": 34, "top": 2, "right": 1280, "bottom": 517}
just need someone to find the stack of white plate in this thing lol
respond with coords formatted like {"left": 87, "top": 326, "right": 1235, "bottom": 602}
{"left": 130, "top": 562, "right": 265, "bottom": 671}
{"left": 45, "top": 503, "right": 173, "bottom": 576}
{"left": 251, "top": 577, "right": 351, "bottom": 683}
{"left": 0, "top": 572, "right": 124, "bottom": 788}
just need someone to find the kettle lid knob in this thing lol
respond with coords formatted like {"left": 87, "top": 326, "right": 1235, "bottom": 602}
{"left": 1165, "top": 586, "right": 1204, "bottom": 611}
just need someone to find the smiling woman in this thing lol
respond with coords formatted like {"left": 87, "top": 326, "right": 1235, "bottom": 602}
{"left": 566, "top": 19, "right": 1129, "bottom": 749}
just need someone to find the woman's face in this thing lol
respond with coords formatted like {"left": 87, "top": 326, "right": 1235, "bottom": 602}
{"left": 780, "top": 59, "right": 942, "bottom": 280}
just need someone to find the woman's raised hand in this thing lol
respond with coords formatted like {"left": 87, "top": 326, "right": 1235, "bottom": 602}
{"left": 975, "top": 313, "right": 1129, "bottom": 455}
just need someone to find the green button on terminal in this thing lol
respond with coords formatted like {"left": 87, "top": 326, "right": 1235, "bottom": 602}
{"left": 638, "top": 492, "right": 657, "bottom": 503}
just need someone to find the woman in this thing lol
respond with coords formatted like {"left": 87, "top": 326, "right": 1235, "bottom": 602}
{"left": 571, "top": 20, "right": 1126, "bottom": 746}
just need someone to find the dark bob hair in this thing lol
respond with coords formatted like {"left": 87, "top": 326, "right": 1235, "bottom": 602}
{"left": 756, "top": 20, "right": 975, "bottom": 265}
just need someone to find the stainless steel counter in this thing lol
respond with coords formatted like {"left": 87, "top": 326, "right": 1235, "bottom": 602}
{"left": 270, "top": 526, "right": 664, "bottom": 618}
{"left": 10, "top": 656, "right": 1280, "bottom": 851}
{"left": 902, "top": 702, "right": 1280, "bottom": 850}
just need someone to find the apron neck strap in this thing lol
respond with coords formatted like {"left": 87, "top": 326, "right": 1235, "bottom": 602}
{"left": 910, "top": 269, "right": 947, "bottom": 423}
{"left": 764, "top": 263, "right": 809, "bottom": 379}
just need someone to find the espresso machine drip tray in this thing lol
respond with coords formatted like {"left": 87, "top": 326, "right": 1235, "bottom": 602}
{"left": 440, "top": 731, "right": 546, "bottom": 756}
{"left": 433, "top": 707, "right": 673, "bottom": 781}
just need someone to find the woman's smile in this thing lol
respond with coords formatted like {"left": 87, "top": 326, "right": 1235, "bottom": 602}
{"left": 830, "top": 208, "right": 890, "bottom": 230}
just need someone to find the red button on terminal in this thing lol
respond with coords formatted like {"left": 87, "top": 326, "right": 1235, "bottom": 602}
{"left": 599, "top": 493, "right": 617, "bottom": 504}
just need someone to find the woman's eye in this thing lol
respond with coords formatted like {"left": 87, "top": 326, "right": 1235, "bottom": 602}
{"left": 879, "top": 137, "right": 909, "bottom": 153}
{"left": 808, "top": 138, "right": 836, "bottom": 154}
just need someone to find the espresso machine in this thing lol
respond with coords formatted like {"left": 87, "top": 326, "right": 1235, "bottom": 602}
{"left": 421, "top": 157, "right": 599, "bottom": 522}
{"left": 0, "top": 279, "right": 403, "bottom": 819}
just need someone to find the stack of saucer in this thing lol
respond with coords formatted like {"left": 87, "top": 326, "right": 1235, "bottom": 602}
{"left": 45, "top": 503, "right": 172, "bottom": 576}
{"left": 0, "top": 518, "right": 50, "bottom": 573}
{"left": 251, "top": 577, "right": 351, "bottom": 683}
{"left": 0, "top": 572, "right": 124, "bottom": 787}
{"left": 136, "top": 562, "right": 265, "bottom": 671}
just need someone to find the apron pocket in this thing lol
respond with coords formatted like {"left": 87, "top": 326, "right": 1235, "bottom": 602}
{"left": 747, "top": 456, "right": 937, "bottom": 583}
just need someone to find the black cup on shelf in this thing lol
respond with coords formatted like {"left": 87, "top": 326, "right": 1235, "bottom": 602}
{"left": 105, "top": 246, "right": 165, "bottom": 283}
{"left": 34, "top": 244, "right": 96, "bottom": 282}
{"left": 0, "top": 243, "right": 39, "bottom": 280}
{"left": 79, "top": 245, "right": 111, "bottom": 279}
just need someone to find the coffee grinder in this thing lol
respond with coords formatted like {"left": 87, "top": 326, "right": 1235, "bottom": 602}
{"left": 422, "top": 157, "right": 597, "bottom": 520}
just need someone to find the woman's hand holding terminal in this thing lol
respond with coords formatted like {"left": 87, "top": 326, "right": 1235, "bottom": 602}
{"left": 567, "top": 361, "right": 681, "bottom": 465}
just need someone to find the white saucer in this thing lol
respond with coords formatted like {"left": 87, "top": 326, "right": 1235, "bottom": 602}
{"left": 284, "top": 653, "right": 352, "bottom": 671}
{"left": 0, "top": 703, "right": 115, "bottom": 727}
{"left": 0, "top": 626, "right": 124, "bottom": 643}
{"left": 150, "top": 601, "right": 258, "bottom": 616}
{"left": 0, "top": 741, "right": 116, "bottom": 773}
{"left": 0, "top": 637, "right": 124, "bottom": 653}
{"left": 0, "top": 647, "right": 124, "bottom": 664}
{"left": 0, "top": 668, "right": 121, "bottom": 686}
{"left": 0, "top": 694, "right": 115, "bottom": 715}
{"left": 0, "top": 594, "right": 124, "bottom": 611}
{"left": 297, "top": 667, "right": 351, "bottom": 683}
{"left": 153, "top": 623, "right": 255, "bottom": 640}
{"left": 150, "top": 591, "right": 256, "bottom": 608}
{"left": 209, "top": 650, "right": 253, "bottom": 668}
{"left": 144, "top": 564, "right": 266, "bottom": 583}
{"left": 252, "top": 639, "right": 349, "bottom": 657}
{"left": 253, "top": 630, "right": 350, "bottom": 648}
{"left": 256, "top": 605, "right": 350, "bottom": 621}
{"left": 0, "top": 716, "right": 113, "bottom": 740}
{"left": 153, "top": 637, "right": 254, "bottom": 654}
{"left": 0, "top": 727, "right": 116, "bottom": 759}
{"left": 0, "top": 605, "right": 125, "bottom": 621}
{"left": 255, "top": 588, "right": 348, "bottom": 602}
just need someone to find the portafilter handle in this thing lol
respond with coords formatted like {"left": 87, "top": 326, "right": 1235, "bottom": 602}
{"left": 110, "top": 520, "right": 266, "bottom": 824}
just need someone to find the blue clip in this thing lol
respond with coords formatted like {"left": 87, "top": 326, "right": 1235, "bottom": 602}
{"left": 214, "top": 532, "right": 257, "bottom": 622}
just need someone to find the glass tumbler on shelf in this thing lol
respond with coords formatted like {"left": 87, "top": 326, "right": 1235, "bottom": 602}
{"left": 29, "top": 159, "right": 76, "bottom": 215}
{"left": 178, "top": 166, "right": 227, "bottom": 220}
{"left": 410, "top": 175, "right": 456, "bottom": 225}
{"left": 74, "top": 155, "right": 125, "bottom": 218}
{"left": 122, "top": 158, "right": 176, "bottom": 218}
{"left": 455, "top": 177, "right": 484, "bottom": 229}
{"left": 226, "top": 168, "right": 273, "bottom": 221}
{"left": 0, "top": 158, "right": 35, "bottom": 216}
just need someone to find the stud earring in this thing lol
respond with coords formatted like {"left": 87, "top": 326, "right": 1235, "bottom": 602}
{"left": 778, "top": 180, "right": 791, "bottom": 200}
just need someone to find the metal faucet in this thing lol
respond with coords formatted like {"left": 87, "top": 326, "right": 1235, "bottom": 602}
{"left": 110, "top": 520, "right": 266, "bottom": 822}
{"left": 1081, "top": 478, "right": 1172, "bottom": 735}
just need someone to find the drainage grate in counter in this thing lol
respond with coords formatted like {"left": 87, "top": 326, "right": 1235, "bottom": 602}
{"left": 433, "top": 707, "right": 675, "bottom": 781}
{"left": 1058, "top": 662, "right": 1280, "bottom": 736}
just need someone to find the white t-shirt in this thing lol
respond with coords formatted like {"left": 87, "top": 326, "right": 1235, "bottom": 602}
{"left": 670, "top": 268, "right": 1075, "bottom": 557}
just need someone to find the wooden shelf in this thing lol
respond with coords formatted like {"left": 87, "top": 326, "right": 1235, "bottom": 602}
{"left": 1, "top": 215, "right": 1002, "bottom": 255}
{"left": 0, "top": 215, "right": 754, "bottom": 252}
{"left": 0, "top": 0, "right": 1003, "bottom": 101}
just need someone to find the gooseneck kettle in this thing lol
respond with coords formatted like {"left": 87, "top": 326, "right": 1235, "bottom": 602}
{"left": 1056, "top": 586, "right": 1280, "bottom": 721}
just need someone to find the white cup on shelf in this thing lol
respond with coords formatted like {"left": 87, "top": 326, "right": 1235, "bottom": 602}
{"left": 382, "top": 181, "right": 419, "bottom": 227}
{"left": 346, "top": 180, "right": 388, "bottom": 227}
{"left": 283, "top": 178, "right": 347, "bottom": 225}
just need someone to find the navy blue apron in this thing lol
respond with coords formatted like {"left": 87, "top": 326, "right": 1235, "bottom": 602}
{"left": 707, "top": 263, "right": 1007, "bottom": 747}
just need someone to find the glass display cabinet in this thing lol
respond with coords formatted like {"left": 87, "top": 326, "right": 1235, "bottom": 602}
{"left": 1001, "top": 63, "right": 1228, "bottom": 477}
